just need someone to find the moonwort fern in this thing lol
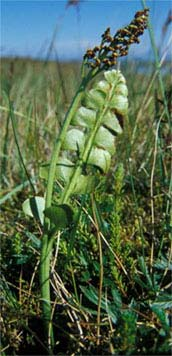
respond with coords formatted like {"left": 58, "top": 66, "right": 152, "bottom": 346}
{"left": 22, "top": 9, "right": 149, "bottom": 354}
{"left": 42, "top": 70, "right": 127, "bottom": 204}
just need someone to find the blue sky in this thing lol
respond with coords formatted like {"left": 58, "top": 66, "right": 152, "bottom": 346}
{"left": 1, "top": 0, "right": 172, "bottom": 61}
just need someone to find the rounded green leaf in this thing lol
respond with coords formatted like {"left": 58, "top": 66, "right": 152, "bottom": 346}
{"left": 39, "top": 158, "right": 74, "bottom": 183}
{"left": 62, "top": 129, "right": 85, "bottom": 151}
{"left": 73, "top": 175, "right": 97, "bottom": 195}
{"left": 44, "top": 204, "right": 73, "bottom": 229}
{"left": 88, "top": 148, "right": 111, "bottom": 173}
{"left": 104, "top": 69, "right": 126, "bottom": 85}
{"left": 115, "top": 83, "right": 128, "bottom": 97}
{"left": 85, "top": 89, "right": 105, "bottom": 110}
{"left": 95, "top": 80, "right": 110, "bottom": 94}
{"left": 94, "top": 126, "right": 116, "bottom": 155}
{"left": 110, "top": 95, "right": 128, "bottom": 116}
{"left": 72, "top": 106, "right": 96, "bottom": 128}
{"left": 22, "top": 196, "right": 45, "bottom": 225}
{"left": 39, "top": 164, "right": 49, "bottom": 180}
{"left": 103, "top": 110, "right": 123, "bottom": 134}
{"left": 55, "top": 158, "right": 74, "bottom": 182}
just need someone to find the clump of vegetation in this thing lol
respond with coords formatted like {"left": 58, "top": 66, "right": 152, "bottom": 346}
{"left": 1, "top": 5, "right": 171, "bottom": 356}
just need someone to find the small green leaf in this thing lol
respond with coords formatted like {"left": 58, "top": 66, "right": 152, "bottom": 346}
{"left": 95, "top": 80, "right": 110, "bottom": 93}
{"left": 110, "top": 95, "right": 128, "bottom": 116}
{"left": 80, "top": 285, "right": 99, "bottom": 305}
{"left": 39, "top": 158, "right": 74, "bottom": 183}
{"left": 55, "top": 158, "right": 74, "bottom": 182}
{"left": 22, "top": 196, "right": 45, "bottom": 225}
{"left": 73, "top": 175, "right": 97, "bottom": 195}
{"left": 72, "top": 106, "right": 96, "bottom": 128}
{"left": 104, "top": 69, "right": 126, "bottom": 86}
{"left": 151, "top": 305, "right": 170, "bottom": 332}
{"left": 111, "top": 288, "right": 122, "bottom": 309}
{"left": 80, "top": 285, "right": 118, "bottom": 323}
{"left": 88, "top": 147, "right": 111, "bottom": 173}
{"left": 39, "top": 163, "right": 50, "bottom": 180}
{"left": 94, "top": 126, "right": 116, "bottom": 155}
{"left": 104, "top": 69, "right": 119, "bottom": 85}
{"left": 138, "top": 256, "right": 154, "bottom": 289}
{"left": 81, "top": 271, "right": 90, "bottom": 282}
{"left": 103, "top": 110, "right": 123, "bottom": 134}
{"left": 25, "top": 231, "right": 41, "bottom": 250}
{"left": 44, "top": 204, "right": 73, "bottom": 229}
{"left": 85, "top": 89, "right": 105, "bottom": 110}
{"left": 150, "top": 296, "right": 172, "bottom": 310}
{"left": 62, "top": 129, "right": 85, "bottom": 151}
{"left": 154, "top": 257, "right": 172, "bottom": 271}
{"left": 13, "top": 254, "right": 29, "bottom": 265}
{"left": 115, "top": 83, "right": 128, "bottom": 97}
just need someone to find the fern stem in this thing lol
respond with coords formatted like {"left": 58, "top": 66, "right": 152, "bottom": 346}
{"left": 40, "top": 74, "right": 91, "bottom": 353}
{"left": 58, "top": 110, "right": 101, "bottom": 203}
{"left": 44, "top": 80, "right": 86, "bottom": 214}
{"left": 40, "top": 232, "right": 56, "bottom": 353}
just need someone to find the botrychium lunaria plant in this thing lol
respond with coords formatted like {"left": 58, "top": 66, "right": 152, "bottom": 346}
{"left": 22, "top": 8, "right": 149, "bottom": 354}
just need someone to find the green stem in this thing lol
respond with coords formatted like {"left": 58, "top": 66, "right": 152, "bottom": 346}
{"left": 58, "top": 112, "right": 101, "bottom": 204}
{"left": 40, "top": 65, "right": 110, "bottom": 351}
{"left": 58, "top": 110, "right": 101, "bottom": 204}
{"left": 45, "top": 79, "right": 86, "bottom": 212}
{"left": 9, "top": 100, "right": 36, "bottom": 194}
{"left": 40, "top": 73, "right": 91, "bottom": 353}
{"left": 40, "top": 234, "right": 54, "bottom": 353}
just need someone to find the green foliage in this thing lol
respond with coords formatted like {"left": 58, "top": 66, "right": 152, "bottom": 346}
{"left": 108, "top": 164, "right": 125, "bottom": 284}
{"left": 22, "top": 196, "right": 45, "bottom": 225}
{"left": 117, "top": 306, "right": 137, "bottom": 355}
{"left": 1, "top": 51, "right": 171, "bottom": 355}
{"left": 44, "top": 204, "right": 74, "bottom": 230}
{"left": 53, "top": 69, "right": 127, "bottom": 204}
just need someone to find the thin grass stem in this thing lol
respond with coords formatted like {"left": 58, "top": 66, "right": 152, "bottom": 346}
{"left": 9, "top": 100, "right": 36, "bottom": 193}
{"left": 141, "top": 0, "right": 170, "bottom": 123}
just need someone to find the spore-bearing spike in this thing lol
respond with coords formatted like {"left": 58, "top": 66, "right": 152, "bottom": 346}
{"left": 84, "top": 8, "right": 149, "bottom": 69}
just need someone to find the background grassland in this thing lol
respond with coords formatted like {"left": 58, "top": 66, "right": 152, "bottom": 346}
{"left": 0, "top": 55, "right": 171, "bottom": 355}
